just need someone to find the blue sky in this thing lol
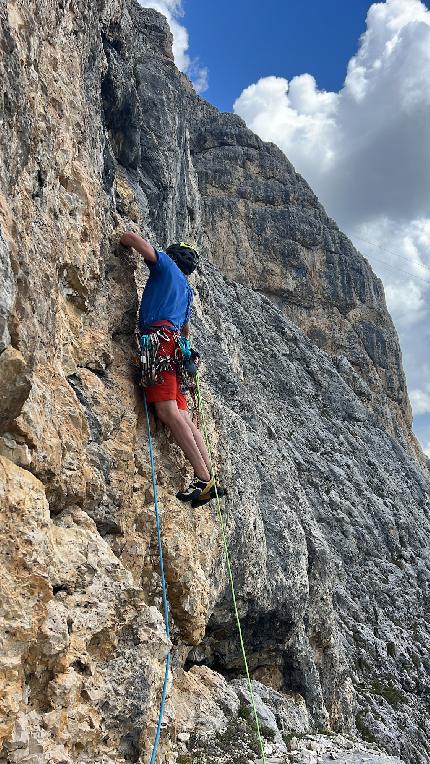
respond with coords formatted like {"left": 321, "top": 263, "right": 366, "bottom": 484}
{"left": 140, "top": 1, "right": 430, "bottom": 457}
{"left": 184, "top": 0, "right": 376, "bottom": 112}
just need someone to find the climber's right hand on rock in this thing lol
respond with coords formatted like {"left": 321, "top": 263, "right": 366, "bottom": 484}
{"left": 120, "top": 230, "right": 137, "bottom": 248}
{"left": 120, "top": 231, "right": 158, "bottom": 263}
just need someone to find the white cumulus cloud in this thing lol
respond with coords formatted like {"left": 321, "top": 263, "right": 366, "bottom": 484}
{"left": 234, "top": 0, "right": 430, "bottom": 227}
{"left": 138, "top": 0, "right": 208, "bottom": 93}
{"left": 233, "top": 0, "right": 430, "bottom": 449}
{"left": 410, "top": 369, "right": 430, "bottom": 418}
{"left": 350, "top": 217, "right": 430, "bottom": 327}
{"left": 410, "top": 389, "right": 430, "bottom": 415}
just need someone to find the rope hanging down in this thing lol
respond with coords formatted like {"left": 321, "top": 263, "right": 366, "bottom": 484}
{"left": 144, "top": 379, "right": 267, "bottom": 764}
{"left": 143, "top": 395, "right": 171, "bottom": 764}
{"left": 195, "top": 374, "right": 268, "bottom": 764}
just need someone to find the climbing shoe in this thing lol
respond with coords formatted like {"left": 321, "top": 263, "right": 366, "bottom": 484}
{"left": 191, "top": 482, "right": 226, "bottom": 508}
{"left": 176, "top": 476, "right": 215, "bottom": 502}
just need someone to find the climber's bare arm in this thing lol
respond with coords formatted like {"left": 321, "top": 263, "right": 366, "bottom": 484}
{"left": 120, "top": 231, "right": 157, "bottom": 263}
{"left": 181, "top": 322, "right": 190, "bottom": 338}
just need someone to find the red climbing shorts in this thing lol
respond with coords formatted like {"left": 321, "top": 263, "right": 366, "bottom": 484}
{"left": 144, "top": 330, "right": 188, "bottom": 411}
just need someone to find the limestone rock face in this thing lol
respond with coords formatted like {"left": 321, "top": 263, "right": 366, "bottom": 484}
{"left": 188, "top": 109, "right": 420, "bottom": 464}
{"left": 0, "top": 456, "right": 170, "bottom": 764}
{"left": 0, "top": 2, "right": 429, "bottom": 764}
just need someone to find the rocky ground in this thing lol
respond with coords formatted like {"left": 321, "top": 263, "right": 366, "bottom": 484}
{"left": 169, "top": 671, "right": 404, "bottom": 764}
{"left": 0, "top": 1, "right": 429, "bottom": 763}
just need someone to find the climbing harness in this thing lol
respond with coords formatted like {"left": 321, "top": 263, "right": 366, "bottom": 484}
{"left": 136, "top": 327, "right": 198, "bottom": 394}
{"left": 136, "top": 327, "right": 177, "bottom": 388}
{"left": 143, "top": 394, "right": 172, "bottom": 764}
{"left": 195, "top": 374, "right": 268, "bottom": 764}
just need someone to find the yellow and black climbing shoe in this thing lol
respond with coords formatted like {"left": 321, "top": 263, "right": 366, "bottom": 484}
{"left": 191, "top": 482, "right": 226, "bottom": 508}
{"left": 176, "top": 476, "right": 215, "bottom": 502}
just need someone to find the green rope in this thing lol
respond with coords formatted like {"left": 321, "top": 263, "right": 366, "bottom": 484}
{"left": 195, "top": 373, "right": 268, "bottom": 764}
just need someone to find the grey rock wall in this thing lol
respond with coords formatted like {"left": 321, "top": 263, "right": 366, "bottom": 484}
{"left": 188, "top": 110, "right": 422, "bottom": 467}
{"left": 189, "top": 264, "right": 430, "bottom": 761}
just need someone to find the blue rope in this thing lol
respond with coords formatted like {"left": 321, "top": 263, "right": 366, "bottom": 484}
{"left": 143, "top": 395, "right": 171, "bottom": 764}
{"left": 150, "top": 655, "right": 171, "bottom": 764}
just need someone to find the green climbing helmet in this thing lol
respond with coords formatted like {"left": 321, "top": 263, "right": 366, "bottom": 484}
{"left": 166, "top": 241, "right": 199, "bottom": 275}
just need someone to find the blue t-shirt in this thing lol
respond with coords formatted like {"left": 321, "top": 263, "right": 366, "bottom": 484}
{"left": 138, "top": 249, "right": 193, "bottom": 331}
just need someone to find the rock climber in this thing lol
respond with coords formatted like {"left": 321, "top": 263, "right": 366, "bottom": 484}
{"left": 120, "top": 231, "right": 222, "bottom": 505}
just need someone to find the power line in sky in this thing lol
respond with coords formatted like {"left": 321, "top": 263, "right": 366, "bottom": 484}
{"left": 352, "top": 233, "right": 430, "bottom": 273}
{"left": 346, "top": 233, "right": 430, "bottom": 286}
{"left": 362, "top": 253, "right": 430, "bottom": 287}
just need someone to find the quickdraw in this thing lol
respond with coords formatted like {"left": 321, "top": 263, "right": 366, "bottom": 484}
{"left": 136, "top": 326, "right": 200, "bottom": 397}
{"left": 136, "top": 327, "right": 177, "bottom": 388}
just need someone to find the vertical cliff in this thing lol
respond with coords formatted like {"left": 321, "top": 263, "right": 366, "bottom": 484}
{"left": 0, "top": 2, "right": 429, "bottom": 764}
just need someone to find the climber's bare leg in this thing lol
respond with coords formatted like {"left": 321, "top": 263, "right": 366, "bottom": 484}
{"left": 180, "top": 409, "right": 211, "bottom": 473}
{"left": 154, "top": 400, "right": 210, "bottom": 480}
